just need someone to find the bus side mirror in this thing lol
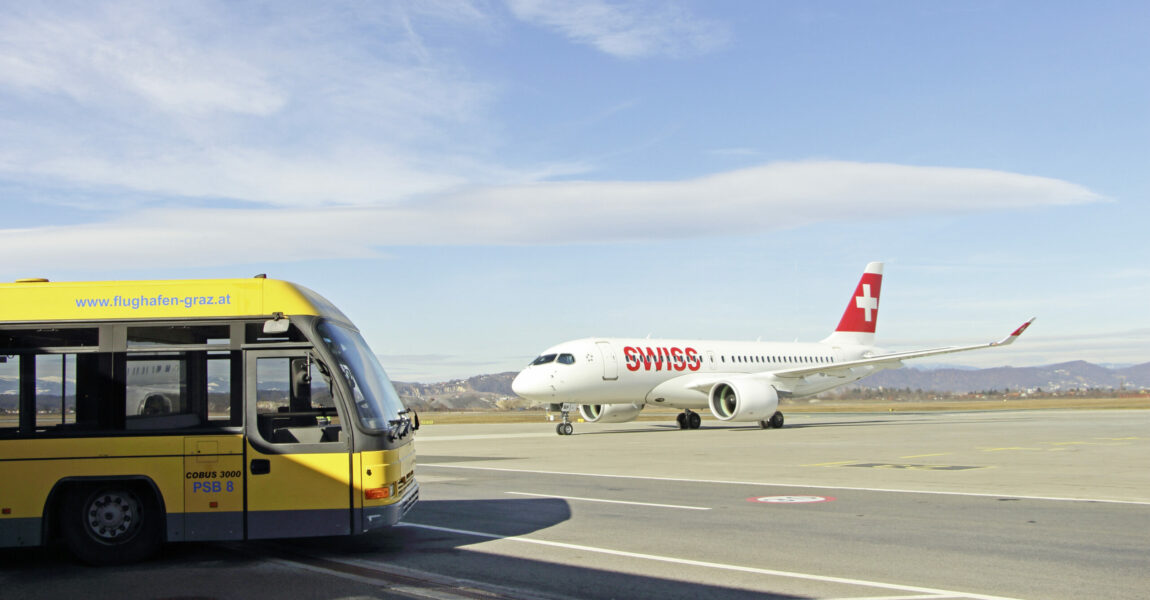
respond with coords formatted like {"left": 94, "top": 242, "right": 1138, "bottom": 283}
{"left": 413, "top": 411, "right": 420, "bottom": 431}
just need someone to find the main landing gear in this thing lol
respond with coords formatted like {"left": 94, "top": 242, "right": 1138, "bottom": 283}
{"left": 555, "top": 404, "right": 575, "bottom": 436}
{"left": 758, "top": 411, "right": 785, "bottom": 429}
{"left": 676, "top": 409, "right": 702, "bottom": 430}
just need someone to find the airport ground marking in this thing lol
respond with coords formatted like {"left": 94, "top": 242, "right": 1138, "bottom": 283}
{"left": 421, "top": 463, "right": 1150, "bottom": 506}
{"left": 417, "top": 433, "right": 557, "bottom": 442}
{"left": 826, "top": 595, "right": 960, "bottom": 600}
{"left": 399, "top": 522, "right": 1024, "bottom": 600}
{"left": 505, "top": 491, "right": 710, "bottom": 511}
{"left": 748, "top": 495, "right": 835, "bottom": 504}
{"left": 806, "top": 458, "right": 982, "bottom": 470}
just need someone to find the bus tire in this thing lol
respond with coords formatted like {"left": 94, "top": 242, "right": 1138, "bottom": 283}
{"left": 60, "top": 484, "right": 163, "bottom": 565}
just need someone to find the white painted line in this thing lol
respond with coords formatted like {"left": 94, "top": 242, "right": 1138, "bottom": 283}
{"left": 825, "top": 595, "right": 956, "bottom": 600}
{"left": 420, "top": 463, "right": 1150, "bottom": 506}
{"left": 417, "top": 433, "right": 556, "bottom": 441}
{"left": 400, "top": 522, "right": 1023, "bottom": 600}
{"left": 505, "top": 491, "right": 710, "bottom": 511}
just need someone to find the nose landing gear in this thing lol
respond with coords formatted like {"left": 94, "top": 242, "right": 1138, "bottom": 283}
{"left": 555, "top": 403, "right": 575, "bottom": 435}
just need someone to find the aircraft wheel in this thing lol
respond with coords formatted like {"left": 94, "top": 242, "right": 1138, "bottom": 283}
{"left": 561, "top": 423, "right": 574, "bottom": 436}
{"left": 759, "top": 419, "right": 771, "bottom": 429}
{"left": 676, "top": 413, "right": 688, "bottom": 429}
{"left": 687, "top": 412, "right": 702, "bottom": 430}
{"left": 769, "top": 411, "right": 784, "bottom": 429}
{"left": 556, "top": 423, "right": 566, "bottom": 435}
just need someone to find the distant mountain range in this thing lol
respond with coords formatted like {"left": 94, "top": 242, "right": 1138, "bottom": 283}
{"left": 389, "top": 360, "right": 1150, "bottom": 410}
{"left": 850, "top": 361, "right": 1150, "bottom": 394}
{"left": 393, "top": 373, "right": 522, "bottom": 412}
{"left": 5, "top": 361, "right": 1147, "bottom": 413}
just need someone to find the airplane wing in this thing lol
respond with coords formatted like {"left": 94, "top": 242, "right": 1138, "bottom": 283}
{"left": 771, "top": 318, "right": 1036, "bottom": 383}
{"left": 682, "top": 318, "right": 1035, "bottom": 396}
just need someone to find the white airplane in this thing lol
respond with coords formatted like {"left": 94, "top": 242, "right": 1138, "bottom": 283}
{"left": 512, "top": 262, "right": 1034, "bottom": 435}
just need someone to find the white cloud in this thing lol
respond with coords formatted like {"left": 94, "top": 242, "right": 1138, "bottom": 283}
{"left": 0, "top": 161, "right": 1104, "bottom": 274}
{"left": 0, "top": 1, "right": 507, "bottom": 208}
{"left": 0, "top": 3, "right": 284, "bottom": 117}
{"left": 506, "top": 0, "right": 729, "bottom": 58}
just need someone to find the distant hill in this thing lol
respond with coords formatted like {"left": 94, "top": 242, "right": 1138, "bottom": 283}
{"left": 6, "top": 361, "right": 1146, "bottom": 415}
{"left": 392, "top": 361, "right": 1150, "bottom": 410}
{"left": 393, "top": 372, "right": 520, "bottom": 412}
{"left": 850, "top": 361, "right": 1150, "bottom": 394}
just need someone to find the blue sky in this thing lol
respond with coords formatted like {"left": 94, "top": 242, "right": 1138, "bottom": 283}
{"left": 1, "top": 1, "right": 1147, "bottom": 381}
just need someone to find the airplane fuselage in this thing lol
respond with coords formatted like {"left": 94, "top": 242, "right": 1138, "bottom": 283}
{"left": 513, "top": 337, "right": 877, "bottom": 409}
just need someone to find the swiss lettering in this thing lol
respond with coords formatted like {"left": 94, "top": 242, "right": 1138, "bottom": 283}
{"left": 623, "top": 346, "right": 701, "bottom": 372}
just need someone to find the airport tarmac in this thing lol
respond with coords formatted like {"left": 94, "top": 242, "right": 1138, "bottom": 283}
{"left": 2, "top": 409, "right": 1147, "bottom": 599}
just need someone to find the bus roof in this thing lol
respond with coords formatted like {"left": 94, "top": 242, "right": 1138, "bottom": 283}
{"left": 0, "top": 277, "right": 352, "bottom": 324}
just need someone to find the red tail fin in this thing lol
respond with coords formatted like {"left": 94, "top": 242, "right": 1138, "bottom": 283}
{"left": 836, "top": 262, "right": 883, "bottom": 333}
{"left": 823, "top": 262, "right": 883, "bottom": 347}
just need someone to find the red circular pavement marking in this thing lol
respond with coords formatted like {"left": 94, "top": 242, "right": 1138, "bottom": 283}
{"left": 747, "top": 495, "right": 836, "bottom": 504}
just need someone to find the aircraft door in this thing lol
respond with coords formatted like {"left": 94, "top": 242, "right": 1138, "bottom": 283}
{"left": 596, "top": 341, "right": 619, "bottom": 381}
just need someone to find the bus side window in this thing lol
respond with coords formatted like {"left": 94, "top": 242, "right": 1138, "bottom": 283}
{"left": 1, "top": 328, "right": 99, "bottom": 436}
{"left": 124, "top": 354, "right": 200, "bottom": 430}
{"left": 0, "top": 354, "right": 79, "bottom": 434}
{"left": 35, "top": 354, "right": 77, "bottom": 430}
{"left": 254, "top": 357, "right": 341, "bottom": 445}
{"left": 0, "top": 355, "right": 15, "bottom": 434}
{"left": 122, "top": 349, "right": 239, "bottom": 431}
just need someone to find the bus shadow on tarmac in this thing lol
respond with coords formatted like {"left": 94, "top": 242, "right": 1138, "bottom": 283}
{"left": 0, "top": 498, "right": 810, "bottom": 600}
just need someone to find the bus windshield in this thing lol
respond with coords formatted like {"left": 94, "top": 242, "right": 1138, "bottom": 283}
{"left": 315, "top": 320, "right": 407, "bottom": 434}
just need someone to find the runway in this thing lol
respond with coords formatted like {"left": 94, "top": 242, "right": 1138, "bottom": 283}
{"left": 2, "top": 409, "right": 1147, "bottom": 599}
{"left": 395, "top": 409, "right": 1150, "bottom": 599}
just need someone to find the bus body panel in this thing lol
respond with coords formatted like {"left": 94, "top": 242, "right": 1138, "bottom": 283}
{"left": 182, "top": 435, "right": 244, "bottom": 541}
{"left": 0, "top": 437, "right": 185, "bottom": 544}
{"left": 244, "top": 440, "right": 352, "bottom": 539}
{"left": 358, "top": 443, "right": 419, "bottom": 531}
{"left": 0, "top": 279, "right": 332, "bottom": 323}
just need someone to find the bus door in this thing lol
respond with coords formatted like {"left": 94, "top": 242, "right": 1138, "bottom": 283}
{"left": 243, "top": 349, "right": 353, "bottom": 539}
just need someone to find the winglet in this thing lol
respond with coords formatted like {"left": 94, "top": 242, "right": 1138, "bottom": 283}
{"left": 992, "top": 318, "right": 1036, "bottom": 347}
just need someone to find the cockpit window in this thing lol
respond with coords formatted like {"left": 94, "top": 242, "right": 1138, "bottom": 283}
{"left": 557, "top": 353, "right": 575, "bottom": 365}
{"left": 531, "top": 354, "right": 557, "bottom": 366}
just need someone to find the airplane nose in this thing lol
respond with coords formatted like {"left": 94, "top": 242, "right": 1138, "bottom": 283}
{"left": 512, "top": 369, "right": 551, "bottom": 400}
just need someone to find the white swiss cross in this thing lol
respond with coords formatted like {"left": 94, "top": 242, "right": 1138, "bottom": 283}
{"left": 855, "top": 284, "right": 878, "bottom": 322}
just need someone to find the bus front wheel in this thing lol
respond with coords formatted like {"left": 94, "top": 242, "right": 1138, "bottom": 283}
{"left": 61, "top": 484, "right": 163, "bottom": 565}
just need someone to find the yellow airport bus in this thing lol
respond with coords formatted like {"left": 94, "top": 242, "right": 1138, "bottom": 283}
{"left": 0, "top": 276, "right": 418, "bottom": 564}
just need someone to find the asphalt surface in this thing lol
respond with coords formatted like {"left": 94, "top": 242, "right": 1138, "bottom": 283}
{"left": 2, "top": 409, "right": 1148, "bottom": 599}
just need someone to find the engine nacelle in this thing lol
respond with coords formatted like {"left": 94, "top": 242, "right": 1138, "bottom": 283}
{"left": 708, "top": 378, "right": 779, "bottom": 422}
{"left": 579, "top": 402, "right": 644, "bottom": 423}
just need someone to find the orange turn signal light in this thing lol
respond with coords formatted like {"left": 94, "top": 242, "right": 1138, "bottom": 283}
{"left": 365, "top": 487, "right": 391, "bottom": 500}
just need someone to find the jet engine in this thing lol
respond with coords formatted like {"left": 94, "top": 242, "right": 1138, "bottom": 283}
{"left": 708, "top": 377, "right": 779, "bottom": 422}
{"left": 579, "top": 402, "right": 644, "bottom": 423}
